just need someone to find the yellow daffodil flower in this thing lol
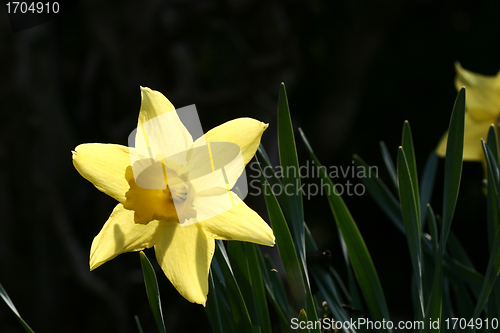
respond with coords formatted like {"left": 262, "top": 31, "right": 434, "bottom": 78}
{"left": 437, "top": 62, "right": 500, "bottom": 161}
{"left": 72, "top": 87, "right": 275, "bottom": 305}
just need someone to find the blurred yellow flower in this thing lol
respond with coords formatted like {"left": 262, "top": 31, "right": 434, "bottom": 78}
{"left": 72, "top": 87, "right": 275, "bottom": 305}
{"left": 437, "top": 62, "right": 500, "bottom": 161}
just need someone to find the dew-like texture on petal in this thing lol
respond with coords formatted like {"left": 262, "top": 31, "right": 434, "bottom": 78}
{"left": 154, "top": 223, "right": 214, "bottom": 306}
{"left": 454, "top": 62, "right": 500, "bottom": 121}
{"left": 201, "top": 197, "right": 275, "bottom": 246}
{"left": 195, "top": 118, "right": 268, "bottom": 166}
{"left": 436, "top": 112, "right": 492, "bottom": 161}
{"left": 73, "top": 144, "right": 132, "bottom": 203}
{"left": 136, "top": 88, "right": 193, "bottom": 162}
{"left": 90, "top": 204, "right": 166, "bottom": 270}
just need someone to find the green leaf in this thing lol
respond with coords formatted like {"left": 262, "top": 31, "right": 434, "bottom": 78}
{"left": 469, "top": 221, "right": 500, "bottom": 332}
{"left": 422, "top": 267, "right": 442, "bottom": 333}
{"left": 205, "top": 268, "right": 227, "bottom": 333}
{"left": 227, "top": 241, "right": 272, "bottom": 333}
{"left": 441, "top": 279, "right": 456, "bottom": 331}
{"left": 257, "top": 145, "right": 290, "bottom": 214}
{"left": 299, "top": 128, "right": 391, "bottom": 330}
{"left": 245, "top": 243, "right": 272, "bottom": 333}
{"left": 359, "top": 148, "right": 482, "bottom": 294}
{"left": 401, "top": 121, "right": 421, "bottom": 224}
{"left": 486, "top": 126, "right": 500, "bottom": 250}
{"left": 0, "top": 283, "right": 35, "bottom": 333}
{"left": 420, "top": 152, "right": 438, "bottom": 227}
{"left": 468, "top": 139, "right": 500, "bottom": 331}
{"left": 260, "top": 254, "right": 293, "bottom": 333}
{"left": 353, "top": 154, "right": 404, "bottom": 233}
{"left": 139, "top": 251, "right": 166, "bottom": 333}
{"left": 487, "top": 123, "right": 500, "bottom": 166}
{"left": 441, "top": 87, "right": 465, "bottom": 254}
{"left": 134, "top": 315, "right": 145, "bottom": 333}
{"left": 447, "top": 231, "right": 476, "bottom": 272}
{"left": 277, "top": 83, "right": 306, "bottom": 270}
{"left": 426, "top": 205, "right": 438, "bottom": 258}
{"left": 216, "top": 240, "right": 254, "bottom": 333}
{"left": 450, "top": 279, "right": 475, "bottom": 319}
{"left": 260, "top": 144, "right": 357, "bottom": 326}
{"left": 304, "top": 221, "right": 355, "bottom": 326}
{"left": 257, "top": 160, "right": 319, "bottom": 330}
{"left": 379, "top": 141, "right": 398, "bottom": 190}
{"left": 397, "top": 147, "right": 424, "bottom": 317}
{"left": 421, "top": 205, "right": 441, "bottom": 333}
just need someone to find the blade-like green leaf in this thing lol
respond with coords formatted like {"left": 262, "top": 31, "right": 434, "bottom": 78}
{"left": 441, "top": 87, "right": 465, "bottom": 254}
{"left": 260, "top": 144, "right": 355, "bottom": 330}
{"left": 401, "top": 121, "right": 421, "bottom": 224}
{"left": 469, "top": 139, "right": 500, "bottom": 331}
{"left": 449, "top": 279, "right": 475, "bottom": 319}
{"left": 205, "top": 268, "right": 227, "bottom": 333}
{"left": 245, "top": 243, "right": 272, "bottom": 333}
{"left": 139, "top": 251, "right": 166, "bottom": 333}
{"left": 299, "top": 128, "right": 391, "bottom": 331}
{"left": 215, "top": 240, "right": 254, "bottom": 333}
{"left": 426, "top": 205, "right": 438, "bottom": 257}
{"left": 227, "top": 242, "right": 257, "bottom": 323}
{"left": 0, "top": 283, "right": 35, "bottom": 333}
{"left": 422, "top": 268, "right": 442, "bottom": 333}
{"left": 277, "top": 83, "right": 306, "bottom": 270}
{"left": 482, "top": 136, "right": 500, "bottom": 322}
{"left": 421, "top": 205, "right": 441, "bottom": 333}
{"left": 353, "top": 154, "right": 404, "bottom": 233}
{"left": 447, "top": 231, "right": 475, "bottom": 271}
{"left": 358, "top": 150, "right": 482, "bottom": 294}
{"left": 470, "top": 221, "right": 500, "bottom": 332}
{"left": 487, "top": 123, "right": 500, "bottom": 166}
{"left": 228, "top": 241, "right": 272, "bottom": 333}
{"left": 486, "top": 126, "right": 500, "bottom": 250}
{"left": 441, "top": 279, "right": 456, "bottom": 331}
{"left": 260, "top": 254, "right": 293, "bottom": 333}
{"left": 420, "top": 152, "right": 438, "bottom": 227}
{"left": 257, "top": 160, "right": 319, "bottom": 330}
{"left": 397, "top": 147, "right": 424, "bottom": 317}
{"left": 483, "top": 139, "right": 500, "bottom": 196}
{"left": 257, "top": 145, "right": 290, "bottom": 214}
{"left": 134, "top": 315, "right": 145, "bottom": 333}
{"left": 380, "top": 141, "right": 398, "bottom": 190}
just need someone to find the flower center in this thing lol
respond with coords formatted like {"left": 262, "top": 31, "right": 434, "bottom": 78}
{"left": 123, "top": 158, "right": 196, "bottom": 224}
{"left": 169, "top": 180, "right": 188, "bottom": 204}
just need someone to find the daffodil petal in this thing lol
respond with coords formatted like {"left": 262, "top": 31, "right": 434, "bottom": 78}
{"left": 201, "top": 196, "right": 275, "bottom": 246}
{"left": 138, "top": 87, "right": 176, "bottom": 125}
{"left": 73, "top": 143, "right": 133, "bottom": 203}
{"left": 436, "top": 112, "right": 493, "bottom": 161}
{"left": 90, "top": 204, "right": 166, "bottom": 270}
{"left": 136, "top": 87, "right": 193, "bottom": 162}
{"left": 154, "top": 223, "right": 213, "bottom": 305}
{"left": 181, "top": 183, "right": 235, "bottom": 226}
{"left": 186, "top": 142, "right": 245, "bottom": 190}
{"left": 455, "top": 62, "right": 500, "bottom": 120}
{"left": 194, "top": 118, "right": 268, "bottom": 166}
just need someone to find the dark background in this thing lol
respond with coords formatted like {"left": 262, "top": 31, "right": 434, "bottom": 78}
{"left": 0, "top": 0, "right": 497, "bottom": 332}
